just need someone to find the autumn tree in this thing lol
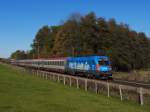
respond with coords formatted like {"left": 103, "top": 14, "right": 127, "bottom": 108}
{"left": 11, "top": 50, "right": 27, "bottom": 60}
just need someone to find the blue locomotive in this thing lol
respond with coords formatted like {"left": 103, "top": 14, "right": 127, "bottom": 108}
{"left": 12, "top": 56, "right": 112, "bottom": 79}
{"left": 66, "top": 56, "right": 112, "bottom": 79}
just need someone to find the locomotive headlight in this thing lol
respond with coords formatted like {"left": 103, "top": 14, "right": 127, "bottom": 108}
{"left": 109, "top": 66, "right": 112, "bottom": 71}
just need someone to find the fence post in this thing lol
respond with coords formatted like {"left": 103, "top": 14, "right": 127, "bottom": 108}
{"left": 50, "top": 73, "right": 52, "bottom": 80}
{"left": 47, "top": 73, "right": 49, "bottom": 80}
{"left": 49, "top": 73, "right": 51, "bottom": 80}
{"left": 36, "top": 70, "right": 39, "bottom": 76}
{"left": 119, "top": 85, "right": 123, "bottom": 101}
{"left": 63, "top": 76, "right": 66, "bottom": 85}
{"left": 38, "top": 71, "right": 41, "bottom": 78}
{"left": 45, "top": 73, "right": 47, "bottom": 80}
{"left": 40, "top": 72, "right": 42, "bottom": 78}
{"left": 77, "top": 78, "right": 79, "bottom": 89}
{"left": 36, "top": 71, "right": 38, "bottom": 77}
{"left": 39, "top": 71, "right": 41, "bottom": 78}
{"left": 70, "top": 77, "right": 72, "bottom": 87}
{"left": 57, "top": 75, "right": 60, "bottom": 83}
{"left": 139, "top": 87, "right": 144, "bottom": 105}
{"left": 42, "top": 72, "right": 44, "bottom": 79}
{"left": 95, "top": 81, "right": 98, "bottom": 94}
{"left": 85, "top": 79, "right": 87, "bottom": 91}
{"left": 53, "top": 74, "right": 55, "bottom": 81}
{"left": 107, "top": 82, "right": 110, "bottom": 97}
{"left": 44, "top": 72, "right": 45, "bottom": 79}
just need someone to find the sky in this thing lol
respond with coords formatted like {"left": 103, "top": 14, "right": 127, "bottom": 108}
{"left": 0, "top": 0, "right": 150, "bottom": 58}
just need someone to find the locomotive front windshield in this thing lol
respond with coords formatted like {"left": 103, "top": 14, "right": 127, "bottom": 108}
{"left": 98, "top": 59, "right": 109, "bottom": 66}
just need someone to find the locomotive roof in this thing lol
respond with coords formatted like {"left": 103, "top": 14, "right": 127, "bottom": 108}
{"left": 68, "top": 56, "right": 109, "bottom": 61}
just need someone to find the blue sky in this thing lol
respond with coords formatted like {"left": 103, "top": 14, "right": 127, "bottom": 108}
{"left": 0, "top": 0, "right": 150, "bottom": 58}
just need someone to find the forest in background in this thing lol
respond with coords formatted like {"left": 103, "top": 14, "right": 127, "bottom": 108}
{"left": 11, "top": 12, "right": 150, "bottom": 71}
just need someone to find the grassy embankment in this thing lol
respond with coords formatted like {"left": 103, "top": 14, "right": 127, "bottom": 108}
{"left": 0, "top": 64, "right": 150, "bottom": 112}
{"left": 114, "top": 70, "right": 150, "bottom": 83}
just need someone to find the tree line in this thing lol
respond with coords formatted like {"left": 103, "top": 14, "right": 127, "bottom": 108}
{"left": 11, "top": 12, "right": 150, "bottom": 71}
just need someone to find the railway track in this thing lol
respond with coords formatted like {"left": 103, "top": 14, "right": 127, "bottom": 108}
{"left": 113, "top": 79, "right": 150, "bottom": 89}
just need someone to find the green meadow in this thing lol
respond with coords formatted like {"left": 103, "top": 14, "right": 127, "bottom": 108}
{"left": 0, "top": 64, "right": 149, "bottom": 112}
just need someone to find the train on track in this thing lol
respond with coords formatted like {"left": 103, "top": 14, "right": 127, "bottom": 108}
{"left": 11, "top": 56, "right": 112, "bottom": 79}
